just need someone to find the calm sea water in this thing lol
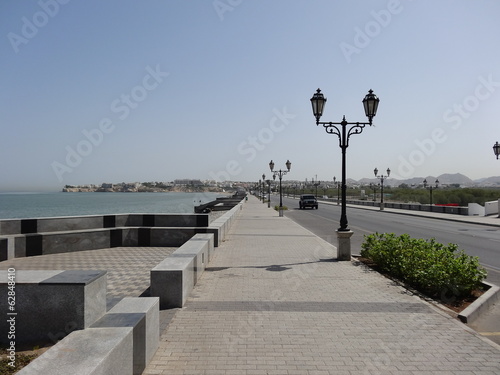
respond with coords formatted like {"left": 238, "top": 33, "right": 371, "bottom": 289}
{"left": 0, "top": 192, "right": 225, "bottom": 219}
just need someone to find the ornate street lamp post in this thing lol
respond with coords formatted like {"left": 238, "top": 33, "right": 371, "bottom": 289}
{"left": 311, "top": 89, "right": 379, "bottom": 260}
{"left": 423, "top": 178, "right": 439, "bottom": 207}
{"left": 374, "top": 168, "right": 390, "bottom": 210}
{"left": 269, "top": 160, "right": 291, "bottom": 217}
{"left": 266, "top": 179, "right": 271, "bottom": 208}
{"left": 369, "top": 183, "right": 378, "bottom": 202}
{"left": 312, "top": 177, "right": 321, "bottom": 198}
{"left": 494, "top": 141, "right": 500, "bottom": 159}
{"left": 262, "top": 174, "right": 266, "bottom": 204}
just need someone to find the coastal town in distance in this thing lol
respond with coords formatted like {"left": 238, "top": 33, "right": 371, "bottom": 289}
{"left": 62, "top": 173, "right": 500, "bottom": 194}
{"left": 62, "top": 179, "right": 239, "bottom": 193}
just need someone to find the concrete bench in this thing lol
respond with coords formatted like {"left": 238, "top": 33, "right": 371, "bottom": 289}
{"left": 151, "top": 233, "right": 214, "bottom": 309}
{"left": 208, "top": 202, "right": 242, "bottom": 244}
{"left": 91, "top": 297, "right": 159, "bottom": 375}
{"left": 17, "top": 327, "right": 133, "bottom": 375}
{"left": 0, "top": 270, "right": 107, "bottom": 346}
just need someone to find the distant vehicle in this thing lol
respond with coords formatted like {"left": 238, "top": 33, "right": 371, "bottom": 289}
{"left": 299, "top": 194, "right": 318, "bottom": 209}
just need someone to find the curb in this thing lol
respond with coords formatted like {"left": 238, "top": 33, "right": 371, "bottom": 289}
{"left": 458, "top": 281, "right": 500, "bottom": 323}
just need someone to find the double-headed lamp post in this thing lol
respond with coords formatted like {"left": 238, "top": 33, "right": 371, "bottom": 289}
{"left": 494, "top": 142, "right": 500, "bottom": 159}
{"left": 423, "top": 178, "right": 439, "bottom": 206}
{"left": 374, "top": 168, "right": 390, "bottom": 210}
{"left": 311, "top": 88, "right": 380, "bottom": 260}
{"left": 269, "top": 160, "right": 291, "bottom": 217}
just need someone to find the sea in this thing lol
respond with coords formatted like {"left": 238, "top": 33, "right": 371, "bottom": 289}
{"left": 0, "top": 192, "right": 226, "bottom": 220}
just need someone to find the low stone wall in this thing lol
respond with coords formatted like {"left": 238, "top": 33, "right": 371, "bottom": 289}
{"left": 0, "top": 213, "right": 210, "bottom": 236}
{"left": 341, "top": 199, "right": 469, "bottom": 215}
{"left": 0, "top": 204, "right": 245, "bottom": 260}
{"left": 0, "top": 238, "right": 6, "bottom": 261}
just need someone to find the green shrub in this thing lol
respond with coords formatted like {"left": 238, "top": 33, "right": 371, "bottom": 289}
{"left": 274, "top": 205, "right": 288, "bottom": 211}
{"left": 361, "top": 233, "right": 486, "bottom": 299}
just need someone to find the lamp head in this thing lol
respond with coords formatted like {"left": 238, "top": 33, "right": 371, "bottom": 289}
{"left": 269, "top": 160, "right": 275, "bottom": 171}
{"left": 286, "top": 159, "right": 291, "bottom": 171}
{"left": 310, "top": 88, "right": 326, "bottom": 123}
{"left": 494, "top": 141, "right": 500, "bottom": 159}
{"left": 363, "top": 89, "right": 379, "bottom": 124}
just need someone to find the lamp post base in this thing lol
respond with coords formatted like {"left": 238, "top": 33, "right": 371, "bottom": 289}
{"left": 379, "top": 202, "right": 384, "bottom": 211}
{"left": 336, "top": 230, "right": 353, "bottom": 261}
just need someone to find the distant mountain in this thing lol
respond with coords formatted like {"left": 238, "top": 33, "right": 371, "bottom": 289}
{"left": 475, "top": 176, "right": 500, "bottom": 187}
{"left": 352, "top": 173, "right": 497, "bottom": 187}
{"left": 435, "top": 173, "right": 473, "bottom": 186}
{"left": 292, "top": 173, "right": 500, "bottom": 188}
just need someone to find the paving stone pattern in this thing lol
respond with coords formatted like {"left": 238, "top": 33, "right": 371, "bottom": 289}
{"left": 0, "top": 247, "right": 176, "bottom": 306}
{"left": 144, "top": 196, "right": 500, "bottom": 375}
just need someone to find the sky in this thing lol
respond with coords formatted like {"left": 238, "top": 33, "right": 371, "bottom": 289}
{"left": 2, "top": 0, "right": 500, "bottom": 191}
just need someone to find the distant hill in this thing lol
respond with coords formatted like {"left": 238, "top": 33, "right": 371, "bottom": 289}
{"left": 350, "top": 173, "right": 499, "bottom": 187}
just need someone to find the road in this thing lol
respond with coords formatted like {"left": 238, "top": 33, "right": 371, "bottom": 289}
{"left": 270, "top": 195, "right": 500, "bottom": 285}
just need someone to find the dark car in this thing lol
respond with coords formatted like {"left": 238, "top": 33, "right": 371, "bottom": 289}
{"left": 299, "top": 194, "right": 318, "bottom": 209}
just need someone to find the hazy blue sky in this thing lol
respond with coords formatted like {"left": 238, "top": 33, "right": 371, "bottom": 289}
{"left": 2, "top": 0, "right": 500, "bottom": 191}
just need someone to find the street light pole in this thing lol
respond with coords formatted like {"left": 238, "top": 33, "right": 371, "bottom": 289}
{"left": 311, "top": 89, "right": 380, "bottom": 260}
{"left": 374, "top": 167, "right": 390, "bottom": 210}
{"left": 313, "top": 176, "right": 321, "bottom": 198}
{"left": 269, "top": 160, "right": 291, "bottom": 217}
{"left": 423, "top": 178, "right": 439, "bottom": 207}
{"left": 266, "top": 179, "right": 271, "bottom": 208}
{"left": 262, "top": 174, "right": 266, "bottom": 204}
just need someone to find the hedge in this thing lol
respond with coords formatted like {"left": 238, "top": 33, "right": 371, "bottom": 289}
{"left": 360, "top": 233, "right": 487, "bottom": 299}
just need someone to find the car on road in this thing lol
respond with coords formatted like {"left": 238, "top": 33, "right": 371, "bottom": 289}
{"left": 299, "top": 194, "right": 318, "bottom": 209}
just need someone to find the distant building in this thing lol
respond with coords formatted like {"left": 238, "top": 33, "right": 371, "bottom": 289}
{"left": 174, "top": 179, "right": 203, "bottom": 186}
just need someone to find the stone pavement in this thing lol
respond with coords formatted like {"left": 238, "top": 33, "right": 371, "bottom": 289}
{"left": 0, "top": 247, "right": 176, "bottom": 309}
{"left": 143, "top": 196, "right": 500, "bottom": 375}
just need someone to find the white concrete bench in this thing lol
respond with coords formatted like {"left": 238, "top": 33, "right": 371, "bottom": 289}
{"left": 150, "top": 233, "right": 214, "bottom": 309}
{"left": 17, "top": 327, "right": 133, "bottom": 375}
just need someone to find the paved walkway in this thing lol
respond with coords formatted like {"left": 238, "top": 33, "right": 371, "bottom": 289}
{"left": 143, "top": 196, "right": 500, "bottom": 375}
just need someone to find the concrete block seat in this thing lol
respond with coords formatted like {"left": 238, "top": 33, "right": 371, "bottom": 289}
{"left": 17, "top": 327, "right": 134, "bottom": 375}
{"left": 18, "top": 297, "right": 159, "bottom": 375}
{"left": 91, "top": 297, "right": 159, "bottom": 375}
{"left": 0, "top": 270, "right": 107, "bottom": 346}
{"left": 151, "top": 233, "right": 214, "bottom": 309}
